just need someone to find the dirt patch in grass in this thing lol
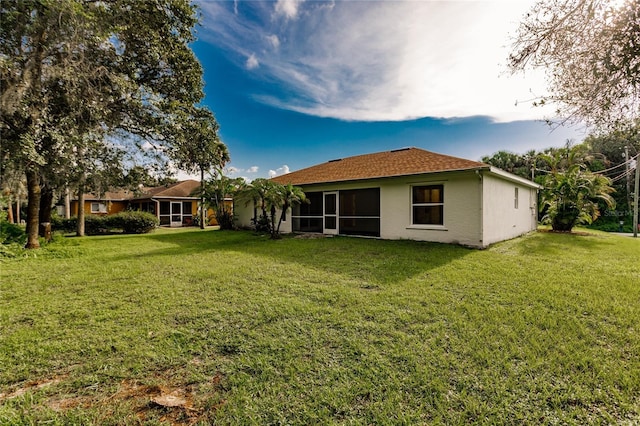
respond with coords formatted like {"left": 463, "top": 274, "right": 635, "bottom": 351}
{"left": 46, "top": 395, "right": 93, "bottom": 411}
{"left": 0, "top": 375, "right": 67, "bottom": 402}
{"left": 1, "top": 369, "right": 225, "bottom": 425}
{"left": 109, "top": 380, "right": 201, "bottom": 425}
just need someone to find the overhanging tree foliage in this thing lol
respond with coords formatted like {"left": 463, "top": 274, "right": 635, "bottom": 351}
{"left": 1, "top": 0, "right": 213, "bottom": 247}
{"left": 171, "top": 107, "right": 230, "bottom": 229}
{"left": 509, "top": 0, "right": 640, "bottom": 129}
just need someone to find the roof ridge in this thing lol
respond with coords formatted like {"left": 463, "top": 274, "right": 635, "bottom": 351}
{"left": 271, "top": 147, "right": 487, "bottom": 186}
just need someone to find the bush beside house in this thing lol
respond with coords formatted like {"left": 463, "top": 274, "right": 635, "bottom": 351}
{"left": 52, "top": 211, "right": 158, "bottom": 235}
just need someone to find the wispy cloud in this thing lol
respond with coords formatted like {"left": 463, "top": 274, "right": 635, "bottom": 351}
{"left": 226, "top": 165, "right": 260, "bottom": 176}
{"left": 197, "top": 0, "right": 551, "bottom": 123}
{"left": 265, "top": 34, "right": 280, "bottom": 49}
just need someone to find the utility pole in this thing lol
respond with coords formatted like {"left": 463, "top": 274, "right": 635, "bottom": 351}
{"left": 634, "top": 154, "right": 639, "bottom": 238}
{"left": 625, "top": 146, "right": 631, "bottom": 209}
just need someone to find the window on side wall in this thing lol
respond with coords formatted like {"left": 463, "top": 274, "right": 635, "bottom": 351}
{"left": 91, "top": 202, "right": 107, "bottom": 213}
{"left": 514, "top": 187, "right": 519, "bottom": 209}
{"left": 412, "top": 185, "right": 444, "bottom": 226}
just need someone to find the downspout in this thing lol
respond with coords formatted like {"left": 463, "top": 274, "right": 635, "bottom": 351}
{"left": 476, "top": 170, "right": 484, "bottom": 247}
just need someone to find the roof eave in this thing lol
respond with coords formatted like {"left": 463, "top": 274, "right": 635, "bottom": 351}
{"left": 486, "top": 166, "right": 542, "bottom": 189}
{"left": 277, "top": 165, "right": 491, "bottom": 186}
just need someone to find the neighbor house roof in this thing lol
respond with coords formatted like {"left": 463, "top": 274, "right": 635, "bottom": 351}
{"left": 74, "top": 180, "right": 200, "bottom": 201}
{"left": 80, "top": 189, "right": 134, "bottom": 201}
{"left": 134, "top": 180, "right": 200, "bottom": 199}
{"left": 271, "top": 147, "right": 489, "bottom": 186}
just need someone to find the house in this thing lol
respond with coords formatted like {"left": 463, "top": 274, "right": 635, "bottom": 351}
{"left": 69, "top": 180, "right": 215, "bottom": 227}
{"left": 235, "top": 148, "right": 541, "bottom": 248}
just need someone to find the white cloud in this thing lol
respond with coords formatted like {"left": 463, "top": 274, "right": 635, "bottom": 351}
{"left": 245, "top": 53, "right": 259, "bottom": 70}
{"left": 274, "top": 0, "right": 302, "bottom": 20}
{"left": 198, "top": 0, "right": 553, "bottom": 123}
{"left": 224, "top": 165, "right": 260, "bottom": 178}
{"left": 268, "top": 165, "right": 290, "bottom": 178}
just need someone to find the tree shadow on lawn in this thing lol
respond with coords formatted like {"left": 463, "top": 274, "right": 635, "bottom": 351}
{"left": 138, "top": 229, "right": 474, "bottom": 286}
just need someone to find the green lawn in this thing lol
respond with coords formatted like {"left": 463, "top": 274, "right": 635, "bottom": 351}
{"left": 1, "top": 228, "right": 638, "bottom": 425}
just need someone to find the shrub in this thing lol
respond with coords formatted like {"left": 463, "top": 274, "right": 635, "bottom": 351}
{"left": 251, "top": 214, "right": 271, "bottom": 233}
{"left": 0, "top": 210, "right": 26, "bottom": 258}
{"left": 104, "top": 214, "right": 124, "bottom": 231}
{"left": 50, "top": 215, "right": 77, "bottom": 233}
{"left": 588, "top": 219, "right": 634, "bottom": 233}
{"left": 215, "top": 208, "right": 236, "bottom": 230}
{"left": 117, "top": 211, "right": 158, "bottom": 234}
{"left": 84, "top": 215, "right": 110, "bottom": 235}
{"left": 1, "top": 220, "right": 26, "bottom": 245}
{"left": 50, "top": 212, "right": 158, "bottom": 235}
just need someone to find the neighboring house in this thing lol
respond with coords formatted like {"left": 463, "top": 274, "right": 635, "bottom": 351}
{"left": 69, "top": 180, "right": 211, "bottom": 227}
{"left": 235, "top": 147, "right": 541, "bottom": 248}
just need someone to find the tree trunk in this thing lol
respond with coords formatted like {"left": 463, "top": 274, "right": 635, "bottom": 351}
{"left": 16, "top": 194, "right": 21, "bottom": 224}
{"left": 39, "top": 184, "right": 54, "bottom": 238}
{"left": 7, "top": 196, "right": 14, "bottom": 224}
{"left": 76, "top": 186, "right": 85, "bottom": 237}
{"left": 270, "top": 204, "right": 278, "bottom": 239}
{"left": 64, "top": 187, "right": 71, "bottom": 219}
{"left": 276, "top": 202, "right": 289, "bottom": 235}
{"left": 200, "top": 167, "right": 205, "bottom": 229}
{"left": 25, "top": 168, "right": 41, "bottom": 249}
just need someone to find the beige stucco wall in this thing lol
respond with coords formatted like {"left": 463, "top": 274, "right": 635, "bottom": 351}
{"left": 278, "top": 209, "right": 293, "bottom": 233}
{"left": 378, "top": 172, "right": 483, "bottom": 247}
{"left": 481, "top": 173, "right": 538, "bottom": 246}
{"left": 235, "top": 200, "right": 256, "bottom": 229}
{"left": 233, "top": 200, "right": 294, "bottom": 233}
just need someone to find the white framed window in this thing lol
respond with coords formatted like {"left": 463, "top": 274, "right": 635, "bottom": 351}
{"left": 411, "top": 184, "right": 444, "bottom": 226}
{"left": 91, "top": 202, "right": 107, "bottom": 213}
{"left": 514, "top": 187, "right": 519, "bottom": 209}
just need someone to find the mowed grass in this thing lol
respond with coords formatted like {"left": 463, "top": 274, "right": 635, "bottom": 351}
{"left": 0, "top": 228, "right": 638, "bottom": 425}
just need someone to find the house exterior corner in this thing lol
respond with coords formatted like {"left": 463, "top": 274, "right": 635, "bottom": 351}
{"left": 480, "top": 169, "right": 540, "bottom": 247}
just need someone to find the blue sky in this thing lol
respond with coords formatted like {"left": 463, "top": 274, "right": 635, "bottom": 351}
{"left": 187, "top": 0, "right": 585, "bottom": 180}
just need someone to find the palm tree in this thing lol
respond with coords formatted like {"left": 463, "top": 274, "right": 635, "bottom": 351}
{"left": 540, "top": 164, "right": 615, "bottom": 231}
{"left": 193, "top": 171, "right": 244, "bottom": 229}
{"left": 275, "top": 184, "right": 307, "bottom": 237}
{"left": 236, "top": 180, "right": 307, "bottom": 239}
{"left": 236, "top": 178, "right": 273, "bottom": 233}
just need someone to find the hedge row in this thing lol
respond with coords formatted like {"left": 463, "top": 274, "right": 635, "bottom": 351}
{"left": 51, "top": 211, "right": 159, "bottom": 235}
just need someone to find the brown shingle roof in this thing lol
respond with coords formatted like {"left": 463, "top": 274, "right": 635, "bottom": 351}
{"left": 78, "top": 180, "right": 200, "bottom": 201}
{"left": 82, "top": 189, "right": 134, "bottom": 201}
{"left": 137, "top": 180, "right": 200, "bottom": 198}
{"left": 271, "top": 147, "right": 488, "bottom": 186}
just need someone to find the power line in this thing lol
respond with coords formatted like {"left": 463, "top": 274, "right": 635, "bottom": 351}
{"left": 595, "top": 155, "right": 637, "bottom": 174}
{"left": 610, "top": 168, "right": 636, "bottom": 183}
